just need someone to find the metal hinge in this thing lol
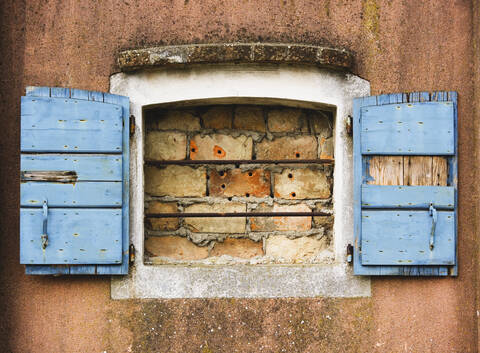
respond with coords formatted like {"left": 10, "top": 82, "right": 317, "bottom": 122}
{"left": 130, "top": 115, "right": 136, "bottom": 137}
{"left": 129, "top": 244, "right": 135, "bottom": 265}
{"left": 346, "top": 243, "right": 353, "bottom": 264}
{"left": 346, "top": 115, "right": 353, "bottom": 136}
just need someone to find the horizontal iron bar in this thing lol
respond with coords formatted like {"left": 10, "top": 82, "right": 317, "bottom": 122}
{"left": 145, "top": 159, "right": 334, "bottom": 166}
{"left": 145, "top": 212, "right": 331, "bottom": 218}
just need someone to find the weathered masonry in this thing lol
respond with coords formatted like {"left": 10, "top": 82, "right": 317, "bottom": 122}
{"left": 17, "top": 44, "right": 457, "bottom": 298}
{"left": 143, "top": 105, "right": 334, "bottom": 264}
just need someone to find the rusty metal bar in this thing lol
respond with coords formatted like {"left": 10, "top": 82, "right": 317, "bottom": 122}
{"left": 145, "top": 159, "right": 334, "bottom": 166}
{"left": 145, "top": 212, "right": 330, "bottom": 218}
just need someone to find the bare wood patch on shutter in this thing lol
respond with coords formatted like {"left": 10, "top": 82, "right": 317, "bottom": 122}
{"left": 368, "top": 156, "right": 448, "bottom": 186}
{"left": 367, "top": 156, "right": 403, "bottom": 185}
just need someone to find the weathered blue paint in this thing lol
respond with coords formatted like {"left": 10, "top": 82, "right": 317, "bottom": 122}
{"left": 21, "top": 86, "right": 130, "bottom": 275}
{"left": 361, "top": 185, "right": 454, "bottom": 209}
{"left": 21, "top": 96, "right": 123, "bottom": 152}
{"left": 361, "top": 102, "right": 455, "bottom": 155}
{"left": 361, "top": 210, "right": 455, "bottom": 265}
{"left": 20, "top": 208, "right": 122, "bottom": 264}
{"left": 353, "top": 92, "right": 457, "bottom": 276}
{"left": 21, "top": 182, "right": 122, "bottom": 207}
{"left": 21, "top": 154, "right": 122, "bottom": 181}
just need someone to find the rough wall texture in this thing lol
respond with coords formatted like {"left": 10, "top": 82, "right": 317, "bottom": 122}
{"left": 144, "top": 105, "right": 334, "bottom": 265}
{"left": 0, "top": 0, "right": 478, "bottom": 352}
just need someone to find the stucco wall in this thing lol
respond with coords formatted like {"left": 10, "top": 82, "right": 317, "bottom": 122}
{"left": 0, "top": 1, "right": 478, "bottom": 352}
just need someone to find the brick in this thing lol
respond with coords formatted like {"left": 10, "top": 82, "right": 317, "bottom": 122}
{"left": 255, "top": 136, "right": 317, "bottom": 160}
{"left": 184, "top": 202, "right": 246, "bottom": 233}
{"left": 318, "top": 136, "right": 334, "bottom": 160}
{"left": 154, "top": 109, "right": 201, "bottom": 131}
{"left": 266, "top": 235, "right": 329, "bottom": 262}
{"left": 210, "top": 238, "right": 263, "bottom": 258}
{"left": 190, "top": 134, "right": 253, "bottom": 160}
{"left": 267, "top": 108, "right": 308, "bottom": 132}
{"left": 209, "top": 169, "right": 271, "bottom": 197}
{"left": 202, "top": 106, "right": 233, "bottom": 129}
{"left": 309, "top": 110, "right": 333, "bottom": 137}
{"left": 274, "top": 168, "right": 331, "bottom": 199}
{"left": 144, "top": 131, "right": 187, "bottom": 161}
{"left": 313, "top": 215, "right": 334, "bottom": 228}
{"left": 250, "top": 203, "right": 312, "bottom": 231}
{"left": 145, "top": 165, "right": 206, "bottom": 197}
{"left": 145, "top": 202, "right": 179, "bottom": 231}
{"left": 233, "top": 106, "right": 266, "bottom": 132}
{"left": 145, "top": 236, "right": 208, "bottom": 260}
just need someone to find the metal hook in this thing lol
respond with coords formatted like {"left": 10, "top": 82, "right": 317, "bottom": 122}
{"left": 429, "top": 203, "right": 437, "bottom": 250}
{"left": 41, "top": 199, "right": 48, "bottom": 249}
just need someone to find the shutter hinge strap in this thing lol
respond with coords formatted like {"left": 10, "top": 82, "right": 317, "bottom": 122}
{"left": 346, "top": 243, "right": 353, "bottom": 264}
{"left": 429, "top": 203, "right": 437, "bottom": 250}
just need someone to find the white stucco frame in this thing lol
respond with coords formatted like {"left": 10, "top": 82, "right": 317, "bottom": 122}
{"left": 110, "top": 64, "right": 371, "bottom": 298}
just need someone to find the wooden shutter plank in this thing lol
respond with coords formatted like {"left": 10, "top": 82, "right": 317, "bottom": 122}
{"left": 404, "top": 156, "right": 433, "bottom": 185}
{"left": 21, "top": 154, "right": 122, "bottom": 181}
{"left": 361, "top": 102, "right": 455, "bottom": 155}
{"left": 20, "top": 208, "right": 122, "bottom": 264}
{"left": 361, "top": 210, "right": 455, "bottom": 265}
{"left": 21, "top": 182, "right": 122, "bottom": 207}
{"left": 21, "top": 96, "right": 123, "bottom": 152}
{"left": 361, "top": 185, "right": 454, "bottom": 209}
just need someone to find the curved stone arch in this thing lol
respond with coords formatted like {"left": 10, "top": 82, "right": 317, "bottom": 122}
{"left": 110, "top": 58, "right": 371, "bottom": 299}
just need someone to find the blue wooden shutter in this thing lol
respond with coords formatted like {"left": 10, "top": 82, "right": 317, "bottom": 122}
{"left": 20, "top": 87, "right": 130, "bottom": 275}
{"left": 353, "top": 92, "right": 457, "bottom": 276}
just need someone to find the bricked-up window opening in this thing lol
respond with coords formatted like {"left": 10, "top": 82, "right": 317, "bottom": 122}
{"left": 143, "top": 104, "right": 335, "bottom": 264}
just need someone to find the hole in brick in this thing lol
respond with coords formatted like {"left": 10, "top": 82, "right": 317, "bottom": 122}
{"left": 219, "top": 171, "right": 225, "bottom": 176}
{"left": 295, "top": 153, "right": 301, "bottom": 158}
{"left": 235, "top": 164, "right": 240, "bottom": 168}
{"left": 248, "top": 172, "right": 253, "bottom": 176}
{"left": 206, "top": 175, "right": 210, "bottom": 180}
{"left": 221, "top": 184, "right": 226, "bottom": 189}
{"left": 245, "top": 193, "right": 250, "bottom": 197}
{"left": 288, "top": 173, "right": 293, "bottom": 179}
{"left": 228, "top": 197, "right": 232, "bottom": 201}
{"left": 191, "top": 148, "right": 196, "bottom": 152}
{"left": 217, "top": 149, "right": 222, "bottom": 154}
{"left": 291, "top": 192, "right": 296, "bottom": 197}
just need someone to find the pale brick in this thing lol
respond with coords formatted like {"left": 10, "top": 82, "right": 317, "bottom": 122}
{"left": 274, "top": 169, "right": 331, "bottom": 199}
{"left": 190, "top": 134, "right": 252, "bottom": 160}
{"left": 209, "top": 169, "right": 271, "bottom": 197}
{"left": 144, "top": 131, "right": 187, "bottom": 161}
{"left": 233, "top": 106, "right": 266, "bottom": 132}
{"left": 145, "top": 202, "right": 179, "bottom": 231}
{"left": 250, "top": 203, "right": 312, "bottom": 231}
{"left": 145, "top": 165, "right": 206, "bottom": 197}
{"left": 266, "top": 235, "right": 329, "bottom": 262}
{"left": 255, "top": 136, "right": 317, "bottom": 160}
{"left": 184, "top": 203, "right": 246, "bottom": 233}
{"left": 309, "top": 110, "right": 333, "bottom": 137}
{"left": 267, "top": 108, "right": 308, "bottom": 132}
{"left": 210, "top": 238, "right": 263, "bottom": 258}
{"left": 145, "top": 236, "right": 208, "bottom": 260}
{"left": 318, "top": 136, "right": 334, "bottom": 160}
{"left": 155, "top": 109, "right": 201, "bottom": 131}
{"left": 202, "top": 106, "right": 233, "bottom": 129}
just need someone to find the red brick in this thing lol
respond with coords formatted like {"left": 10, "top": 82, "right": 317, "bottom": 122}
{"left": 255, "top": 136, "right": 317, "bottom": 160}
{"left": 210, "top": 238, "right": 264, "bottom": 258}
{"left": 209, "top": 169, "right": 271, "bottom": 197}
{"left": 145, "top": 202, "right": 179, "bottom": 231}
{"left": 145, "top": 236, "right": 209, "bottom": 260}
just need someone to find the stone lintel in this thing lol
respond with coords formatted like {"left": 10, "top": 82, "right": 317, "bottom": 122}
{"left": 117, "top": 43, "right": 354, "bottom": 72}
